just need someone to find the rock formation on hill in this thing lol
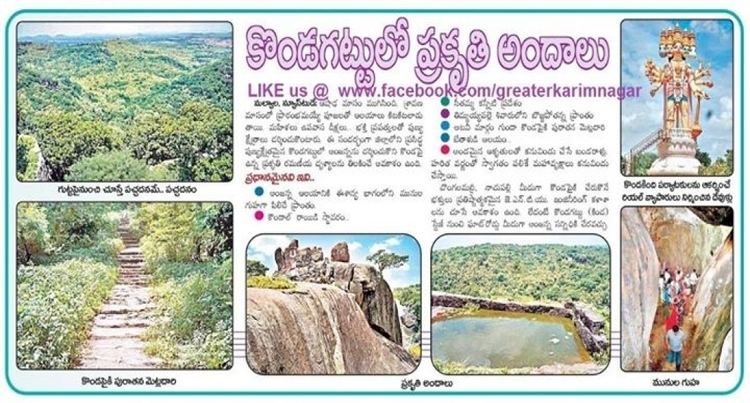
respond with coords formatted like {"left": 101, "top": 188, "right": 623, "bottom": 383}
{"left": 246, "top": 283, "right": 415, "bottom": 374}
{"left": 273, "top": 240, "right": 403, "bottom": 344}
{"left": 246, "top": 240, "right": 415, "bottom": 374}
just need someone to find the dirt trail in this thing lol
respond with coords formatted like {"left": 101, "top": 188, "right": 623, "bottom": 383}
{"left": 76, "top": 217, "right": 159, "bottom": 368}
{"left": 649, "top": 292, "right": 695, "bottom": 371}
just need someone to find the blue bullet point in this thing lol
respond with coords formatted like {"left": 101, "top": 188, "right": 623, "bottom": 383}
{"left": 441, "top": 133, "right": 450, "bottom": 142}
{"left": 254, "top": 186, "right": 264, "bottom": 196}
{"left": 441, "top": 121, "right": 450, "bottom": 130}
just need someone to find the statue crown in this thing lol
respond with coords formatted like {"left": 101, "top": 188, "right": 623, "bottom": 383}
{"left": 659, "top": 24, "right": 697, "bottom": 58}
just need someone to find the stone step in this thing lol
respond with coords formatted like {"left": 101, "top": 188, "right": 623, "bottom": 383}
{"left": 117, "top": 279, "right": 150, "bottom": 285}
{"left": 118, "top": 250, "right": 143, "bottom": 256}
{"left": 119, "top": 264, "right": 145, "bottom": 269}
{"left": 94, "top": 317, "right": 153, "bottom": 328}
{"left": 118, "top": 259, "right": 145, "bottom": 265}
{"left": 77, "top": 355, "right": 158, "bottom": 369}
{"left": 118, "top": 251, "right": 143, "bottom": 257}
{"left": 119, "top": 277, "right": 151, "bottom": 285}
{"left": 99, "top": 303, "right": 155, "bottom": 315}
{"left": 119, "top": 258, "right": 144, "bottom": 262}
{"left": 81, "top": 337, "right": 145, "bottom": 351}
{"left": 119, "top": 267, "right": 146, "bottom": 272}
{"left": 118, "top": 275, "right": 149, "bottom": 279}
{"left": 90, "top": 326, "right": 147, "bottom": 339}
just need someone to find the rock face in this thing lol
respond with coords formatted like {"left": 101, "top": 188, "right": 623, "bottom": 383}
{"left": 621, "top": 207, "right": 733, "bottom": 372}
{"left": 620, "top": 208, "right": 660, "bottom": 371}
{"left": 274, "top": 241, "right": 403, "bottom": 344}
{"left": 246, "top": 282, "right": 416, "bottom": 374}
{"left": 639, "top": 207, "right": 730, "bottom": 274}
{"left": 718, "top": 330, "right": 733, "bottom": 371}
{"left": 689, "top": 206, "right": 733, "bottom": 227}
{"left": 688, "top": 234, "right": 733, "bottom": 371}
{"left": 331, "top": 242, "right": 350, "bottom": 262}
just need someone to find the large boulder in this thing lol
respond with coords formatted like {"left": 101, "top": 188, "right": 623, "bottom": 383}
{"left": 272, "top": 240, "right": 404, "bottom": 345}
{"left": 331, "top": 242, "right": 350, "bottom": 262}
{"left": 246, "top": 283, "right": 416, "bottom": 374}
{"left": 620, "top": 208, "right": 660, "bottom": 371}
{"left": 639, "top": 207, "right": 730, "bottom": 274}
{"left": 331, "top": 262, "right": 402, "bottom": 344}
{"left": 688, "top": 234, "right": 733, "bottom": 371}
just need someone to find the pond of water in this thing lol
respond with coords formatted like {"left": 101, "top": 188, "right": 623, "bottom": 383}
{"left": 432, "top": 309, "right": 591, "bottom": 369}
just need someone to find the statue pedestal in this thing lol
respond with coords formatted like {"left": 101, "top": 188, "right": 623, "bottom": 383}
{"left": 647, "top": 128, "right": 701, "bottom": 175}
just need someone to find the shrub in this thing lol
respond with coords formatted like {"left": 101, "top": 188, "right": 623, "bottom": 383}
{"left": 16, "top": 259, "right": 118, "bottom": 369}
{"left": 144, "top": 258, "right": 232, "bottom": 369}
{"left": 136, "top": 203, "right": 231, "bottom": 269}
{"left": 247, "top": 275, "right": 295, "bottom": 290}
{"left": 408, "top": 344, "right": 422, "bottom": 361}
{"left": 67, "top": 150, "right": 151, "bottom": 181}
{"left": 39, "top": 238, "right": 123, "bottom": 267}
{"left": 137, "top": 204, "right": 199, "bottom": 267}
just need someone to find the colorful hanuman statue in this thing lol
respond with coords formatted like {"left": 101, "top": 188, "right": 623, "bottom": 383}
{"left": 644, "top": 24, "right": 713, "bottom": 140}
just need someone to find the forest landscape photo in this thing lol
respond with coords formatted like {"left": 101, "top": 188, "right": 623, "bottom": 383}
{"left": 16, "top": 21, "right": 233, "bottom": 182}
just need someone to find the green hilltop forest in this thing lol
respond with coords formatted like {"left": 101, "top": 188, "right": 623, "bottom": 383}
{"left": 432, "top": 243, "right": 610, "bottom": 314}
{"left": 16, "top": 32, "right": 232, "bottom": 182}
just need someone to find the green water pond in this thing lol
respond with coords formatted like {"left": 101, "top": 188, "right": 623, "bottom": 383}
{"left": 432, "top": 309, "right": 591, "bottom": 369}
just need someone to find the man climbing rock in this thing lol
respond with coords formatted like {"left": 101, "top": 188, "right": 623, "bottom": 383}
{"left": 665, "top": 324, "right": 686, "bottom": 371}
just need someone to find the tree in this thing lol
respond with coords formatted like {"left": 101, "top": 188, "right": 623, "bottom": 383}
{"left": 699, "top": 149, "right": 734, "bottom": 176}
{"left": 695, "top": 147, "right": 712, "bottom": 167}
{"left": 34, "top": 109, "right": 123, "bottom": 180}
{"left": 17, "top": 204, "right": 49, "bottom": 264}
{"left": 246, "top": 260, "right": 269, "bottom": 276}
{"left": 199, "top": 203, "right": 233, "bottom": 258}
{"left": 367, "top": 249, "right": 409, "bottom": 272}
{"left": 67, "top": 151, "right": 151, "bottom": 181}
{"left": 16, "top": 134, "right": 39, "bottom": 181}
{"left": 632, "top": 152, "right": 658, "bottom": 176}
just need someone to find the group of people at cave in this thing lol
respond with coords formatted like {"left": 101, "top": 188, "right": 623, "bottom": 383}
{"left": 658, "top": 265, "right": 700, "bottom": 371}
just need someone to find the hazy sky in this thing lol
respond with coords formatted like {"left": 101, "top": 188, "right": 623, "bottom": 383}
{"left": 621, "top": 20, "right": 733, "bottom": 159}
{"left": 247, "top": 234, "right": 421, "bottom": 288}
{"left": 17, "top": 22, "right": 231, "bottom": 38}
{"left": 432, "top": 234, "right": 609, "bottom": 251}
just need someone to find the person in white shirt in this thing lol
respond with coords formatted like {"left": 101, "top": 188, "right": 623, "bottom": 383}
{"left": 666, "top": 325, "right": 686, "bottom": 371}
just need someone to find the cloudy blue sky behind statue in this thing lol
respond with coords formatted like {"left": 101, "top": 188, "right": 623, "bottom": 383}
{"left": 621, "top": 20, "right": 733, "bottom": 159}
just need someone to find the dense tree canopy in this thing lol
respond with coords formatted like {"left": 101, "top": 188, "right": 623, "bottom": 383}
{"left": 17, "top": 33, "right": 232, "bottom": 181}
{"left": 432, "top": 243, "right": 610, "bottom": 314}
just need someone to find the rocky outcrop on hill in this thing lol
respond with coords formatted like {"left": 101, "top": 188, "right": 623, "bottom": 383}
{"left": 620, "top": 208, "right": 660, "bottom": 371}
{"left": 246, "top": 282, "right": 416, "bottom": 374}
{"left": 331, "top": 242, "right": 350, "bottom": 262}
{"left": 273, "top": 240, "right": 402, "bottom": 344}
